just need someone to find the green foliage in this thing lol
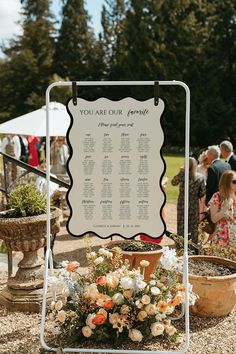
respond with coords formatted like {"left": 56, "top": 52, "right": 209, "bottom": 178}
{"left": 8, "top": 184, "right": 47, "bottom": 217}
{"left": 0, "top": 0, "right": 55, "bottom": 121}
{"left": 201, "top": 244, "right": 236, "bottom": 262}
{"left": 54, "top": 0, "right": 95, "bottom": 81}
{"left": 0, "top": 0, "right": 235, "bottom": 145}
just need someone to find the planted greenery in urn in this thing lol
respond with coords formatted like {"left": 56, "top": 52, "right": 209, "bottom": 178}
{"left": 7, "top": 183, "right": 47, "bottom": 217}
{"left": 0, "top": 184, "right": 61, "bottom": 312}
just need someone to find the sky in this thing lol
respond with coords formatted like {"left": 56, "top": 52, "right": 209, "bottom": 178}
{"left": 0, "top": 0, "right": 104, "bottom": 54}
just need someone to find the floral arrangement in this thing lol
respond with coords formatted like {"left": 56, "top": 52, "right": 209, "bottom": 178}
{"left": 47, "top": 246, "right": 195, "bottom": 348}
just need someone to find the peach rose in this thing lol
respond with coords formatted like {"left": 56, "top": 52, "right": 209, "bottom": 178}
{"left": 82, "top": 326, "right": 93, "bottom": 337}
{"left": 66, "top": 261, "right": 80, "bottom": 272}
{"left": 92, "top": 313, "right": 106, "bottom": 325}
{"left": 165, "top": 325, "right": 177, "bottom": 336}
{"left": 104, "top": 299, "right": 114, "bottom": 310}
{"left": 96, "top": 276, "right": 107, "bottom": 286}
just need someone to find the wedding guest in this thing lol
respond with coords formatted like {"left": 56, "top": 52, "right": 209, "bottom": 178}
{"left": 171, "top": 157, "right": 206, "bottom": 246}
{"left": 197, "top": 150, "right": 208, "bottom": 219}
{"left": 19, "top": 135, "right": 29, "bottom": 163}
{"left": 197, "top": 150, "right": 208, "bottom": 182}
{"left": 1, "top": 134, "right": 21, "bottom": 181}
{"left": 209, "top": 170, "right": 236, "bottom": 246}
{"left": 205, "top": 145, "right": 231, "bottom": 205}
{"left": 27, "top": 135, "right": 40, "bottom": 167}
{"left": 50, "top": 137, "right": 69, "bottom": 176}
{"left": 220, "top": 140, "right": 236, "bottom": 171}
{"left": 36, "top": 159, "right": 59, "bottom": 197}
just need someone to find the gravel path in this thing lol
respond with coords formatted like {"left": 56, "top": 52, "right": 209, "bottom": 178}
{"left": 1, "top": 204, "right": 236, "bottom": 354}
{"left": 0, "top": 275, "right": 235, "bottom": 354}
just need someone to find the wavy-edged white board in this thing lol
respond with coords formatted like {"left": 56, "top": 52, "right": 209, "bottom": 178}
{"left": 66, "top": 97, "right": 166, "bottom": 239}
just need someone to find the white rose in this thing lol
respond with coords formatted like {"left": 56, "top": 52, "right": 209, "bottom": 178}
{"left": 98, "top": 248, "right": 106, "bottom": 255}
{"left": 141, "top": 295, "right": 150, "bottom": 305}
{"left": 112, "top": 293, "right": 124, "bottom": 305}
{"left": 49, "top": 301, "right": 55, "bottom": 311}
{"left": 150, "top": 280, "right": 156, "bottom": 286}
{"left": 150, "top": 287, "right": 161, "bottom": 295}
{"left": 151, "top": 322, "right": 165, "bottom": 336}
{"left": 105, "top": 250, "right": 113, "bottom": 258}
{"left": 85, "top": 284, "right": 98, "bottom": 300}
{"left": 128, "top": 329, "right": 143, "bottom": 342}
{"left": 82, "top": 326, "right": 93, "bottom": 338}
{"left": 94, "top": 256, "right": 104, "bottom": 265}
{"left": 55, "top": 300, "right": 63, "bottom": 311}
{"left": 165, "top": 325, "right": 177, "bottom": 336}
{"left": 140, "top": 260, "right": 150, "bottom": 268}
{"left": 145, "top": 304, "right": 156, "bottom": 316}
{"left": 120, "top": 276, "right": 135, "bottom": 290}
{"left": 57, "top": 310, "right": 66, "bottom": 323}
{"left": 136, "top": 280, "right": 147, "bottom": 290}
{"left": 86, "top": 314, "right": 96, "bottom": 329}
{"left": 106, "top": 274, "right": 120, "bottom": 288}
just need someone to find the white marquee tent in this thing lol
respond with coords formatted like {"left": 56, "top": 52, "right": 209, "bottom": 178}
{"left": 0, "top": 102, "right": 70, "bottom": 137}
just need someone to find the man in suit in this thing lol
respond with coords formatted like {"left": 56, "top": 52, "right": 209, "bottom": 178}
{"left": 220, "top": 140, "right": 236, "bottom": 171}
{"left": 205, "top": 145, "right": 231, "bottom": 205}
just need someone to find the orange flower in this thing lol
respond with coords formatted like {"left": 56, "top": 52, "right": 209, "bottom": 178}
{"left": 92, "top": 313, "right": 106, "bottom": 325}
{"left": 66, "top": 261, "right": 80, "bottom": 272}
{"left": 96, "top": 276, "right": 107, "bottom": 286}
{"left": 157, "top": 300, "right": 168, "bottom": 313}
{"left": 169, "top": 295, "right": 182, "bottom": 307}
{"left": 104, "top": 299, "right": 114, "bottom": 311}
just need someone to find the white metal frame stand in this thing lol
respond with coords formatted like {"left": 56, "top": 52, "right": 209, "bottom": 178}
{"left": 40, "top": 80, "right": 190, "bottom": 354}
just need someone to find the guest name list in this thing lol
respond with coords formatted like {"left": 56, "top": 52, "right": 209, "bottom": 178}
{"left": 67, "top": 97, "right": 165, "bottom": 239}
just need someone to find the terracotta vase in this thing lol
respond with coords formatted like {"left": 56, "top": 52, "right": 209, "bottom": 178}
{"left": 189, "top": 255, "right": 236, "bottom": 317}
{"left": 106, "top": 240, "right": 162, "bottom": 280}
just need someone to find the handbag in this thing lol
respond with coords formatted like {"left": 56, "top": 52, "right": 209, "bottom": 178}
{"left": 200, "top": 209, "right": 216, "bottom": 234}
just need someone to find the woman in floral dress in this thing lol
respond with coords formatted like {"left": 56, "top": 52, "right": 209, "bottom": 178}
{"left": 209, "top": 170, "right": 236, "bottom": 246}
{"left": 171, "top": 157, "right": 206, "bottom": 246}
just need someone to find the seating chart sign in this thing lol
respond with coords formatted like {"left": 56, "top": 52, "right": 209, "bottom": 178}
{"left": 66, "top": 97, "right": 166, "bottom": 239}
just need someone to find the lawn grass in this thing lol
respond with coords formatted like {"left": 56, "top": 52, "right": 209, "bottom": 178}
{"left": 164, "top": 155, "right": 184, "bottom": 204}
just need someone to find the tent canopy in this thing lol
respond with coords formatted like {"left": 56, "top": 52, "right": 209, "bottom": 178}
{"left": 0, "top": 102, "right": 70, "bottom": 137}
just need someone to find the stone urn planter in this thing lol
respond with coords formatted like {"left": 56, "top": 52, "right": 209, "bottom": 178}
{"left": 0, "top": 208, "right": 61, "bottom": 312}
{"left": 188, "top": 255, "right": 236, "bottom": 317}
{"left": 106, "top": 240, "right": 162, "bottom": 280}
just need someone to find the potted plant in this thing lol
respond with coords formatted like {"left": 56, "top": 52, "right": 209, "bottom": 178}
{"left": 0, "top": 184, "right": 61, "bottom": 312}
{"left": 188, "top": 255, "right": 236, "bottom": 317}
{"left": 105, "top": 239, "right": 163, "bottom": 280}
{"left": 166, "top": 231, "right": 236, "bottom": 317}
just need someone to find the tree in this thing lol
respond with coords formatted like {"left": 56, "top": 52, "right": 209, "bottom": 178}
{"left": 0, "top": 0, "right": 55, "bottom": 121}
{"left": 54, "top": 0, "right": 95, "bottom": 81}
